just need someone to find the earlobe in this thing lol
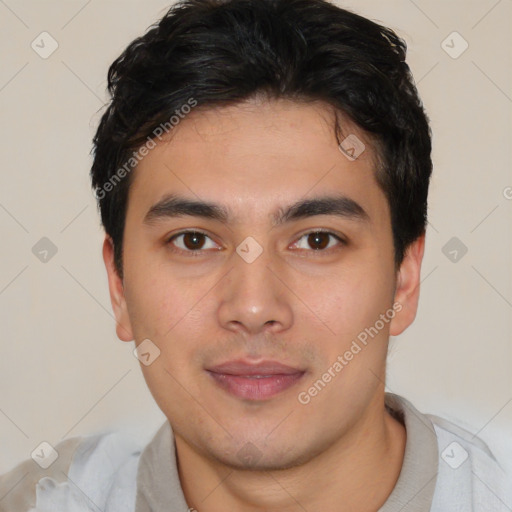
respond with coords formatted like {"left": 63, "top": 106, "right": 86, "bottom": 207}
{"left": 102, "top": 235, "right": 134, "bottom": 342}
{"left": 389, "top": 233, "right": 425, "bottom": 337}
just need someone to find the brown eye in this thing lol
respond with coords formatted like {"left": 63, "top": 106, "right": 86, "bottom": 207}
{"left": 182, "top": 232, "right": 206, "bottom": 250}
{"left": 167, "top": 231, "right": 219, "bottom": 254}
{"left": 293, "top": 231, "right": 344, "bottom": 252}
{"left": 307, "top": 232, "right": 330, "bottom": 250}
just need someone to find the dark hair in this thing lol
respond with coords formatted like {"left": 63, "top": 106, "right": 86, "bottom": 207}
{"left": 90, "top": 0, "right": 432, "bottom": 279}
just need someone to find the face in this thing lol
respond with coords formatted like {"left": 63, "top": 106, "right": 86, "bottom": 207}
{"left": 104, "top": 97, "right": 424, "bottom": 471}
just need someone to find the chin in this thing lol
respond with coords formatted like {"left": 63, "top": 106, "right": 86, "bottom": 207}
{"left": 217, "top": 451, "right": 307, "bottom": 472}
{"left": 201, "top": 435, "right": 319, "bottom": 472}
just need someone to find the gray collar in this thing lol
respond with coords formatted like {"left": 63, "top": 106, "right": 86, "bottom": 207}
{"left": 134, "top": 393, "right": 439, "bottom": 512}
{"left": 134, "top": 418, "right": 189, "bottom": 512}
{"left": 378, "top": 393, "right": 439, "bottom": 511}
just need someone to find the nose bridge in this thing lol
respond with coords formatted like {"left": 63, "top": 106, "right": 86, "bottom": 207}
{"left": 217, "top": 238, "right": 293, "bottom": 333}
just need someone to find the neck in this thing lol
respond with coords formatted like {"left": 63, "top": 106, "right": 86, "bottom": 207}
{"left": 175, "top": 392, "right": 406, "bottom": 512}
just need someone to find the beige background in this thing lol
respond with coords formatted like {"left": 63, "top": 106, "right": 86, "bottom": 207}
{"left": 1, "top": 0, "right": 511, "bottom": 476}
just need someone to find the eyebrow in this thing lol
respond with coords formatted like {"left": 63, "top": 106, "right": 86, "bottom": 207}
{"left": 143, "top": 193, "right": 370, "bottom": 227}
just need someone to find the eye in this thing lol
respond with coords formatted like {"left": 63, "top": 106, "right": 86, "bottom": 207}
{"left": 166, "top": 230, "right": 220, "bottom": 255}
{"left": 291, "top": 230, "right": 345, "bottom": 252}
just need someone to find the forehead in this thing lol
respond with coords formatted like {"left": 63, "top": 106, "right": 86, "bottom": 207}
{"left": 126, "top": 98, "right": 388, "bottom": 225}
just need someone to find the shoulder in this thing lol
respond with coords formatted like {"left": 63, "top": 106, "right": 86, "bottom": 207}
{"left": 427, "top": 413, "right": 512, "bottom": 511}
{"left": 0, "top": 427, "right": 147, "bottom": 512}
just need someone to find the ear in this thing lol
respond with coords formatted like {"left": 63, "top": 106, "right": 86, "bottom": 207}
{"left": 389, "top": 233, "right": 425, "bottom": 336}
{"left": 102, "top": 235, "right": 134, "bottom": 342}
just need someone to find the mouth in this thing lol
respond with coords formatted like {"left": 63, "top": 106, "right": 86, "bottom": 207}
{"left": 206, "top": 360, "right": 306, "bottom": 401}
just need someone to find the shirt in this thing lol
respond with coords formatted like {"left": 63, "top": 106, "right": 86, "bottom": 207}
{"left": 1, "top": 392, "right": 510, "bottom": 511}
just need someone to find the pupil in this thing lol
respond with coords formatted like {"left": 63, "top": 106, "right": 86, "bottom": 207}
{"left": 309, "top": 232, "right": 328, "bottom": 250}
{"left": 184, "top": 232, "right": 204, "bottom": 250}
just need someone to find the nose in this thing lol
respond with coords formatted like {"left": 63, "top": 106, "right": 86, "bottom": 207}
{"left": 217, "top": 244, "right": 294, "bottom": 336}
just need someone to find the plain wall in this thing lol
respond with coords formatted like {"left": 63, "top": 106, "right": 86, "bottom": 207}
{"left": 1, "top": 0, "right": 511, "bottom": 475}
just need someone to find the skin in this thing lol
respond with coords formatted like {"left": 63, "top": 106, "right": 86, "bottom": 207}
{"left": 103, "top": 97, "right": 425, "bottom": 511}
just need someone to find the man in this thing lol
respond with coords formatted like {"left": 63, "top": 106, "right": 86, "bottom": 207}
{"left": 1, "top": 0, "right": 510, "bottom": 510}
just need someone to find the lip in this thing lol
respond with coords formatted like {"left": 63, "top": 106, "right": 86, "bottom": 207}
{"left": 206, "top": 359, "right": 306, "bottom": 401}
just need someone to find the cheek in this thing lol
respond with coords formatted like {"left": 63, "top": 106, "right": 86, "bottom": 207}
{"left": 139, "top": 360, "right": 198, "bottom": 434}
{"left": 124, "top": 272, "right": 215, "bottom": 390}
{"left": 302, "top": 262, "right": 395, "bottom": 357}
{"left": 123, "top": 258, "right": 202, "bottom": 340}
{"left": 130, "top": 277, "right": 207, "bottom": 414}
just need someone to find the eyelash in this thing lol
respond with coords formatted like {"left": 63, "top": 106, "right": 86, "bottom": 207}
{"left": 165, "top": 229, "right": 346, "bottom": 257}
